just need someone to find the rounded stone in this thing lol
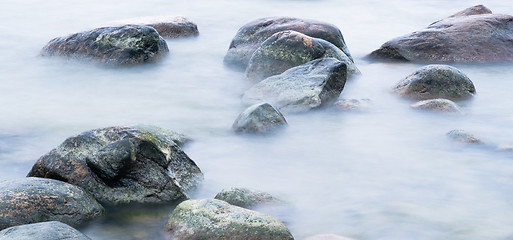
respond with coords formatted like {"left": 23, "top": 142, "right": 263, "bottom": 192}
{"left": 447, "top": 129, "right": 483, "bottom": 144}
{"left": 410, "top": 99, "right": 462, "bottom": 113}
{"left": 214, "top": 187, "right": 282, "bottom": 208}
{"left": 233, "top": 103, "right": 287, "bottom": 134}
{"left": 0, "top": 221, "right": 92, "bottom": 240}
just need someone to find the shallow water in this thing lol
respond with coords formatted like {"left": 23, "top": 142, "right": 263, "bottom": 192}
{"left": 2, "top": 0, "right": 513, "bottom": 239}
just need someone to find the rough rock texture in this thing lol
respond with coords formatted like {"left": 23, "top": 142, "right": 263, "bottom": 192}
{"left": 305, "top": 234, "right": 356, "bottom": 240}
{"left": 0, "top": 178, "right": 103, "bottom": 230}
{"left": 243, "top": 58, "right": 347, "bottom": 112}
{"left": 447, "top": 129, "right": 483, "bottom": 144}
{"left": 108, "top": 16, "right": 199, "bottom": 38}
{"left": 224, "top": 16, "right": 353, "bottom": 70}
{"left": 333, "top": 99, "right": 371, "bottom": 111}
{"left": 40, "top": 25, "right": 169, "bottom": 65}
{"left": 232, "top": 103, "right": 287, "bottom": 134}
{"left": 368, "top": 5, "right": 513, "bottom": 63}
{"left": 393, "top": 65, "right": 475, "bottom": 101}
{"left": 410, "top": 99, "right": 462, "bottom": 113}
{"left": 164, "top": 199, "right": 294, "bottom": 240}
{"left": 246, "top": 30, "right": 357, "bottom": 82}
{"left": 27, "top": 126, "right": 203, "bottom": 206}
{"left": 0, "top": 221, "right": 92, "bottom": 240}
{"left": 214, "top": 187, "right": 282, "bottom": 209}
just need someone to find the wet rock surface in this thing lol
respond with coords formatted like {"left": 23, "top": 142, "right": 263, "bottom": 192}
{"left": 447, "top": 129, "right": 483, "bottom": 145}
{"left": 108, "top": 16, "right": 199, "bottom": 38}
{"left": 333, "top": 99, "right": 371, "bottom": 111}
{"left": 214, "top": 187, "right": 282, "bottom": 208}
{"left": 27, "top": 126, "right": 203, "bottom": 206}
{"left": 410, "top": 99, "right": 462, "bottom": 113}
{"left": 393, "top": 65, "right": 475, "bottom": 101}
{"left": 368, "top": 5, "right": 513, "bottom": 63}
{"left": 40, "top": 25, "right": 169, "bottom": 65}
{"left": 0, "top": 221, "right": 92, "bottom": 240}
{"left": 164, "top": 199, "right": 294, "bottom": 240}
{"left": 0, "top": 178, "right": 103, "bottom": 230}
{"left": 246, "top": 30, "right": 357, "bottom": 82}
{"left": 233, "top": 103, "right": 287, "bottom": 134}
{"left": 224, "top": 16, "right": 353, "bottom": 70}
{"left": 243, "top": 58, "right": 347, "bottom": 112}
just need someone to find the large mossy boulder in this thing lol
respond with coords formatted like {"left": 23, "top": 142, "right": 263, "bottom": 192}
{"left": 246, "top": 30, "right": 357, "bottom": 82}
{"left": 224, "top": 16, "right": 353, "bottom": 70}
{"left": 27, "top": 126, "right": 203, "bottom": 206}
{"left": 368, "top": 5, "right": 513, "bottom": 63}
{"left": 164, "top": 199, "right": 294, "bottom": 240}
{"left": 0, "top": 178, "right": 103, "bottom": 230}
{"left": 393, "top": 65, "right": 475, "bottom": 101}
{"left": 108, "top": 16, "right": 199, "bottom": 38}
{"left": 214, "top": 187, "right": 282, "bottom": 209}
{"left": 232, "top": 103, "right": 287, "bottom": 134}
{"left": 40, "top": 25, "right": 169, "bottom": 65}
{"left": 243, "top": 58, "right": 347, "bottom": 112}
{"left": 0, "top": 221, "right": 92, "bottom": 240}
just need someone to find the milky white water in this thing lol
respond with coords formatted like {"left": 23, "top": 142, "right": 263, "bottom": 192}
{"left": 1, "top": 0, "right": 513, "bottom": 239}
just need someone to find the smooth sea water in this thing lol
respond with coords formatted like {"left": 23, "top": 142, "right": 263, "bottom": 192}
{"left": 2, "top": 0, "right": 513, "bottom": 239}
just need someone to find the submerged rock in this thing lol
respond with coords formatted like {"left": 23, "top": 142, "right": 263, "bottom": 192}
{"left": 243, "top": 58, "right": 347, "bottom": 112}
{"left": 108, "top": 16, "right": 199, "bottom": 38}
{"left": 40, "top": 25, "right": 169, "bottom": 65}
{"left": 224, "top": 16, "right": 353, "bottom": 70}
{"left": 410, "top": 99, "right": 462, "bottom": 113}
{"left": 214, "top": 187, "right": 282, "bottom": 209}
{"left": 447, "top": 129, "right": 483, "bottom": 145}
{"left": 233, "top": 103, "right": 287, "bottom": 134}
{"left": 246, "top": 30, "right": 357, "bottom": 82}
{"left": 164, "top": 199, "right": 294, "bottom": 240}
{"left": 0, "top": 178, "right": 103, "bottom": 230}
{"left": 368, "top": 5, "right": 513, "bottom": 63}
{"left": 393, "top": 65, "right": 475, "bottom": 101}
{"left": 27, "top": 126, "right": 203, "bottom": 206}
{"left": 333, "top": 98, "right": 371, "bottom": 111}
{"left": 0, "top": 221, "right": 92, "bottom": 240}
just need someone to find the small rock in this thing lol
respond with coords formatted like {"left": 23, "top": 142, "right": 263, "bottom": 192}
{"left": 410, "top": 99, "right": 462, "bottom": 113}
{"left": 246, "top": 30, "right": 357, "bottom": 82}
{"left": 243, "top": 58, "right": 347, "bottom": 112}
{"left": 164, "top": 199, "right": 294, "bottom": 240}
{"left": 233, "top": 103, "right": 287, "bottom": 134}
{"left": 393, "top": 65, "right": 475, "bottom": 101}
{"left": 449, "top": 5, "right": 492, "bottom": 17}
{"left": 27, "top": 126, "right": 203, "bottom": 206}
{"left": 333, "top": 99, "right": 371, "bottom": 111}
{"left": 0, "top": 178, "right": 103, "bottom": 230}
{"left": 305, "top": 234, "right": 356, "bottom": 240}
{"left": 40, "top": 25, "right": 169, "bottom": 65}
{"left": 0, "top": 221, "right": 92, "bottom": 240}
{"left": 224, "top": 16, "right": 353, "bottom": 70}
{"left": 447, "top": 129, "right": 483, "bottom": 144}
{"left": 108, "top": 16, "right": 199, "bottom": 38}
{"left": 214, "top": 187, "right": 282, "bottom": 208}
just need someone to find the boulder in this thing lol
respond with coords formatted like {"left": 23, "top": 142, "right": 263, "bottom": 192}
{"left": 243, "top": 58, "right": 347, "bottom": 112}
{"left": 333, "top": 98, "right": 371, "bottom": 111}
{"left": 233, "top": 103, "right": 287, "bottom": 134}
{"left": 393, "top": 65, "right": 475, "bottom": 101}
{"left": 447, "top": 129, "right": 483, "bottom": 144}
{"left": 164, "top": 199, "right": 294, "bottom": 240}
{"left": 224, "top": 16, "right": 353, "bottom": 70}
{"left": 246, "top": 30, "right": 357, "bottom": 82}
{"left": 40, "top": 25, "right": 169, "bottom": 65}
{"left": 0, "top": 178, "right": 103, "bottom": 230}
{"left": 368, "top": 5, "right": 513, "bottom": 63}
{"left": 27, "top": 126, "right": 203, "bottom": 206}
{"left": 108, "top": 16, "right": 199, "bottom": 38}
{"left": 410, "top": 99, "right": 462, "bottom": 113}
{"left": 214, "top": 187, "right": 282, "bottom": 208}
{"left": 0, "top": 221, "right": 92, "bottom": 240}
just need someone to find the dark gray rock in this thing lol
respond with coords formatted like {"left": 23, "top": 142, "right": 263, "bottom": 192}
{"left": 0, "top": 178, "right": 103, "bottom": 230}
{"left": 410, "top": 99, "right": 462, "bottom": 113}
{"left": 233, "top": 103, "right": 287, "bottom": 134}
{"left": 40, "top": 25, "right": 169, "bottom": 65}
{"left": 447, "top": 129, "right": 483, "bottom": 144}
{"left": 0, "top": 221, "right": 91, "bottom": 240}
{"left": 27, "top": 126, "right": 203, "bottom": 206}
{"left": 108, "top": 16, "right": 199, "bottom": 38}
{"left": 214, "top": 187, "right": 282, "bottom": 208}
{"left": 393, "top": 65, "right": 475, "bottom": 101}
{"left": 368, "top": 6, "right": 513, "bottom": 63}
{"left": 164, "top": 199, "right": 294, "bottom": 240}
{"left": 246, "top": 30, "right": 357, "bottom": 82}
{"left": 243, "top": 58, "right": 347, "bottom": 112}
{"left": 224, "top": 16, "right": 353, "bottom": 70}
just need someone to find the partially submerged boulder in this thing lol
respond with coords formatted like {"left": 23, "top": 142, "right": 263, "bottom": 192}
{"left": 164, "top": 199, "right": 294, "bottom": 240}
{"left": 368, "top": 5, "right": 513, "bottom": 63}
{"left": 0, "top": 221, "right": 92, "bottom": 240}
{"left": 214, "top": 187, "right": 282, "bottom": 209}
{"left": 233, "top": 103, "right": 287, "bottom": 134}
{"left": 40, "top": 25, "right": 169, "bottom": 65}
{"left": 447, "top": 129, "right": 483, "bottom": 145}
{"left": 246, "top": 30, "right": 357, "bottom": 82}
{"left": 333, "top": 98, "right": 371, "bottom": 111}
{"left": 27, "top": 126, "right": 203, "bottom": 206}
{"left": 0, "top": 178, "right": 103, "bottom": 230}
{"left": 224, "top": 16, "right": 353, "bottom": 70}
{"left": 393, "top": 65, "right": 475, "bottom": 101}
{"left": 243, "top": 58, "right": 347, "bottom": 112}
{"left": 410, "top": 99, "right": 462, "bottom": 113}
{"left": 108, "top": 16, "right": 199, "bottom": 38}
